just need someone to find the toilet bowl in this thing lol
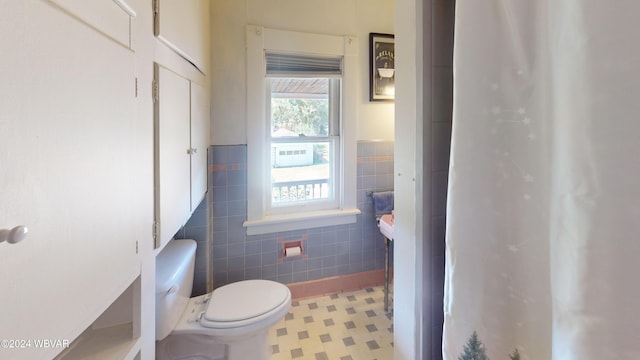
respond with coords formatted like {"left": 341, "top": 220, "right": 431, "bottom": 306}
{"left": 156, "top": 239, "right": 291, "bottom": 360}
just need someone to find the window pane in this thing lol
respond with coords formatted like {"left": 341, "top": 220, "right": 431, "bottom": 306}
{"left": 269, "top": 77, "right": 338, "bottom": 207}
{"left": 271, "top": 141, "right": 332, "bottom": 204}
{"left": 270, "top": 78, "right": 329, "bottom": 137}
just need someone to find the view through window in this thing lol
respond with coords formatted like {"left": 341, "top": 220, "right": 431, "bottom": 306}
{"left": 269, "top": 77, "right": 339, "bottom": 206}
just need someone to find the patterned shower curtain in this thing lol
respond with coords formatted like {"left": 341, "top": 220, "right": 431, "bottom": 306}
{"left": 443, "top": 1, "right": 640, "bottom": 359}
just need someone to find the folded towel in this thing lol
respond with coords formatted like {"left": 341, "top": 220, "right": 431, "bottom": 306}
{"left": 372, "top": 191, "right": 394, "bottom": 217}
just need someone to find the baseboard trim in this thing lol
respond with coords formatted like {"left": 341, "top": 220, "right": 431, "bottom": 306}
{"left": 286, "top": 269, "right": 385, "bottom": 300}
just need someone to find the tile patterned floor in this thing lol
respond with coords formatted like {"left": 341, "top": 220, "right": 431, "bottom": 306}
{"left": 269, "top": 286, "right": 393, "bottom": 360}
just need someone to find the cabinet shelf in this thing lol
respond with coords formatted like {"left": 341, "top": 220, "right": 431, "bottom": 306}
{"left": 58, "top": 323, "right": 139, "bottom": 360}
{"left": 56, "top": 276, "right": 141, "bottom": 360}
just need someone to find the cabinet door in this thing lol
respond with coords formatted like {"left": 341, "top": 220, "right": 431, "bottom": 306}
{"left": 50, "top": 0, "right": 134, "bottom": 48}
{"left": 154, "top": 64, "right": 192, "bottom": 249}
{"left": 0, "top": 2, "right": 139, "bottom": 359}
{"left": 154, "top": 0, "right": 210, "bottom": 74}
{"left": 190, "top": 81, "right": 209, "bottom": 210}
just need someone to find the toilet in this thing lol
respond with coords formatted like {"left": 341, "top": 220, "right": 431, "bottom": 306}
{"left": 155, "top": 239, "right": 291, "bottom": 360}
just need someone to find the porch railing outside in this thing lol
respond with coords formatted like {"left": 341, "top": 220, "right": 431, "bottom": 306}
{"left": 272, "top": 179, "right": 329, "bottom": 203}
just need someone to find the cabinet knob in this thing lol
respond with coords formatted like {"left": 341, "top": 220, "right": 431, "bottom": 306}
{"left": 0, "top": 225, "right": 29, "bottom": 244}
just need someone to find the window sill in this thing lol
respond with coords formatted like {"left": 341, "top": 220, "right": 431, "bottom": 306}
{"left": 243, "top": 208, "right": 361, "bottom": 235}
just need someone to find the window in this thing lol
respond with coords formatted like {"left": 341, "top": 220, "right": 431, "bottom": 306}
{"left": 244, "top": 26, "right": 360, "bottom": 235}
{"left": 268, "top": 69, "right": 341, "bottom": 211}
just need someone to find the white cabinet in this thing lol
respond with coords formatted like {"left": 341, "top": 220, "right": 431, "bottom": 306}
{"left": 189, "top": 81, "right": 209, "bottom": 211}
{"left": 50, "top": 0, "right": 136, "bottom": 49}
{"left": 154, "top": 64, "right": 209, "bottom": 249}
{"left": 0, "top": 1, "right": 142, "bottom": 359}
{"left": 154, "top": 0, "right": 210, "bottom": 74}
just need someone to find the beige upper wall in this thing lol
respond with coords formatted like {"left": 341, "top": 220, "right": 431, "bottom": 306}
{"left": 210, "top": 0, "right": 395, "bottom": 145}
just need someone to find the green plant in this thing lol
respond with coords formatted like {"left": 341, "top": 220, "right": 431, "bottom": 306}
{"left": 271, "top": 98, "right": 328, "bottom": 136}
{"left": 458, "top": 331, "right": 490, "bottom": 360}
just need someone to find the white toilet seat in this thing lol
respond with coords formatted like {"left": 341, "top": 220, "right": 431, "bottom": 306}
{"left": 200, "top": 280, "right": 290, "bottom": 329}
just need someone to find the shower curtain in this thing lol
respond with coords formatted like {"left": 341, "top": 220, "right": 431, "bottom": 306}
{"left": 443, "top": 1, "right": 640, "bottom": 359}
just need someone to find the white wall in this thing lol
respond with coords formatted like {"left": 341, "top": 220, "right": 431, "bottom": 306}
{"left": 210, "top": 0, "right": 395, "bottom": 145}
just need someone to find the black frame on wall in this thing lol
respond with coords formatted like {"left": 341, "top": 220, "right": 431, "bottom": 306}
{"left": 369, "top": 33, "right": 395, "bottom": 102}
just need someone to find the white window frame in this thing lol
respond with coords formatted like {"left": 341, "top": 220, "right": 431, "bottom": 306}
{"left": 244, "top": 26, "right": 360, "bottom": 235}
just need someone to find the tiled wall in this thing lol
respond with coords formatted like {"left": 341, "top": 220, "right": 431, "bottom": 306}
{"left": 173, "top": 199, "right": 209, "bottom": 296}
{"left": 177, "top": 141, "right": 394, "bottom": 296}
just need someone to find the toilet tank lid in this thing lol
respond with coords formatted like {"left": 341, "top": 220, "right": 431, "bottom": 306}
{"left": 156, "top": 239, "right": 197, "bottom": 293}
